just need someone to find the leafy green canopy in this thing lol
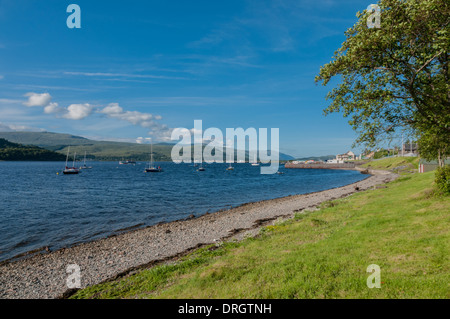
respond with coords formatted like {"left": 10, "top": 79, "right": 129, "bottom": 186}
{"left": 315, "top": 0, "right": 449, "bottom": 148}
{"left": 417, "top": 126, "right": 449, "bottom": 166}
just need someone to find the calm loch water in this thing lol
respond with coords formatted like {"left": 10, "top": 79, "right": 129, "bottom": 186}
{"left": 0, "top": 161, "right": 367, "bottom": 261}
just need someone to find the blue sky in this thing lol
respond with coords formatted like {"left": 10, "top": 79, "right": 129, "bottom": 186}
{"left": 0, "top": 0, "right": 373, "bottom": 157}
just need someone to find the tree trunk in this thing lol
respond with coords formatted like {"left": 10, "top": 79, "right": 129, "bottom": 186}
{"left": 438, "top": 148, "right": 444, "bottom": 168}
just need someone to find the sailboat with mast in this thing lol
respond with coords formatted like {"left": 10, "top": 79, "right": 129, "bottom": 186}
{"left": 63, "top": 147, "right": 80, "bottom": 175}
{"left": 251, "top": 154, "right": 260, "bottom": 166}
{"left": 226, "top": 152, "right": 234, "bottom": 170}
{"left": 145, "top": 142, "right": 163, "bottom": 173}
{"left": 196, "top": 151, "right": 205, "bottom": 171}
{"left": 80, "top": 151, "right": 92, "bottom": 169}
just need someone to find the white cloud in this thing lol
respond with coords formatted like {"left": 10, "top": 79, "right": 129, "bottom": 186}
{"left": 0, "top": 122, "right": 46, "bottom": 132}
{"left": 148, "top": 124, "right": 173, "bottom": 142}
{"left": 136, "top": 137, "right": 144, "bottom": 144}
{"left": 136, "top": 137, "right": 152, "bottom": 144}
{"left": 62, "top": 103, "right": 93, "bottom": 120}
{"left": 44, "top": 102, "right": 62, "bottom": 114}
{"left": 22, "top": 92, "right": 92, "bottom": 120}
{"left": 116, "top": 111, "right": 154, "bottom": 126}
{"left": 23, "top": 92, "right": 52, "bottom": 107}
{"left": 99, "top": 103, "right": 163, "bottom": 129}
{"left": 19, "top": 93, "right": 172, "bottom": 141}
{"left": 99, "top": 103, "right": 123, "bottom": 115}
{"left": 0, "top": 75, "right": 4, "bottom": 80}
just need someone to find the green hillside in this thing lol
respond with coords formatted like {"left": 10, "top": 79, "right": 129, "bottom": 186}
{"left": 0, "top": 132, "right": 295, "bottom": 162}
{"left": 0, "top": 138, "right": 67, "bottom": 161}
{"left": 0, "top": 132, "right": 173, "bottom": 161}
{"left": 0, "top": 131, "right": 91, "bottom": 148}
{"left": 58, "top": 143, "right": 173, "bottom": 161}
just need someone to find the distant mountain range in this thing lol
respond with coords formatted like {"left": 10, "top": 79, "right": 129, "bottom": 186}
{"left": 0, "top": 132, "right": 296, "bottom": 161}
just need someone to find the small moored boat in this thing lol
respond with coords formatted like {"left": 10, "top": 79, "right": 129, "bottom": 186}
{"left": 80, "top": 151, "right": 92, "bottom": 169}
{"left": 226, "top": 155, "right": 234, "bottom": 170}
{"left": 145, "top": 143, "right": 163, "bottom": 173}
{"left": 119, "top": 159, "right": 136, "bottom": 165}
{"left": 63, "top": 147, "right": 80, "bottom": 175}
{"left": 251, "top": 154, "right": 259, "bottom": 166}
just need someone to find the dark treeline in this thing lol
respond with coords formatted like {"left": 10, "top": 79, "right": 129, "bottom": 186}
{"left": 0, "top": 138, "right": 67, "bottom": 161}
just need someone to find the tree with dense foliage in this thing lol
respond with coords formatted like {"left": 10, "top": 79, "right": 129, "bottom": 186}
{"left": 315, "top": 0, "right": 449, "bottom": 159}
{"left": 417, "top": 127, "right": 449, "bottom": 167}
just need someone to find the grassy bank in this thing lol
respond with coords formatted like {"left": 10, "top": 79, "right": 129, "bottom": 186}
{"left": 361, "top": 157, "right": 420, "bottom": 173}
{"left": 72, "top": 170, "right": 449, "bottom": 299}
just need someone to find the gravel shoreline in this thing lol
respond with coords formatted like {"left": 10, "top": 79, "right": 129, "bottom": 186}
{"left": 0, "top": 169, "right": 397, "bottom": 299}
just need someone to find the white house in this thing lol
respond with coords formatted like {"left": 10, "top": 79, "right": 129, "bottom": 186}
{"left": 336, "top": 151, "right": 356, "bottom": 162}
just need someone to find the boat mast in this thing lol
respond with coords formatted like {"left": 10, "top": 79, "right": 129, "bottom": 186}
{"left": 73, "top": 152, "right": 76, "bottom": 168}
{"left": 149, "top": 141, "right": 155, "bottom": 168}
{"left": 200, "top": 143, "right": 203, "bottom": 168}
{"left": 65, "top": 147, "right": 70, "bottom": 167}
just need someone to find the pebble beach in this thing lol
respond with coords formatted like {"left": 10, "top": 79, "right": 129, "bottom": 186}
{"left": 0, "top": 169, "right": 397, "bottom": 299}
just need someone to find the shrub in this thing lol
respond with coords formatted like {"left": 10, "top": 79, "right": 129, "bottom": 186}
{"left": 435, "top": 166, "right": 450, "bottom": 195}
{"left": 374, "top": 149, "right": 389, "bottom": 159}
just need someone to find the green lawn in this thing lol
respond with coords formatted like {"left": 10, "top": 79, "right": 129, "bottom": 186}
{"left": 71, "top": 170, "right": 449, "bottom": 299}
